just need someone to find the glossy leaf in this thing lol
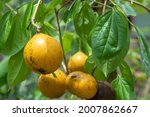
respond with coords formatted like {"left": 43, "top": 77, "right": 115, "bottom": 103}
{"left": 45, "top": 0, "right": 62, "bottom": 13}
{"left": 85, "top": 56, "right": 95, "bottom": 73}
{"left": 0, "top": 56, "right": 10, "bottom": 86}
{"left": 112, "top": 61, "right": 135, "bottom": 99}
{"left": 114, "top": 0, "right": 136, "bottom": 16}
{"left": 62, "top": 32, "right": 74, "bottom": 54}
{"left": 7, "top": 50, "right": 30, "bottom": 89}
{"left": 0, "top": 12, "right": 12, "bottom": 50}
{"left": 136, "top": 27, "right": 150, "bottom": 78}
{"left": 91, "top": 9, "right": 130, "bottom": 76}
{"left": 41, "top": 22, "right": 57, "bottom": 37}
{"left": 119, "top": 61, "right": 134, "bottom": 88}
{"left": 100, "top": 37, "right": 129, "bottom": 76}
{"left": 63, "top": 0, "right": 82, "bottom": 23}
{"left": 111, "top": 75, "right": 135, "bottom": 100}
{"left": 35, "top": 2, "right": 46, "bottom": 24}
{"left": 23, "top": 1, "right": 34, "bottom": 35}
{"left": 120, "top": 4, "right": 136, "bottom": 16}
{"left": 1, "top": 14, "right": 27, "bottom": 56}
{"left": 74, "top": 2, "right": 97, "bottom": 40}
{"left": 85, "top": 56, "right": 106, "bottom": 80}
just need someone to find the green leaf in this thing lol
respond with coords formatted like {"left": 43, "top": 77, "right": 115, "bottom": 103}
{"left": 120, "top": 4, "right": 136, "bottom": 16}
{"left": 62, "top": 32, "right": 74, "bottom": 54}
{"left": 112, "top": 60, "right": 135, "bottom": 100}
{"left": 74, "top": 1, "right": 97, "bottom": 40}
{"left": 1, "top": 13, "right": 27, "bottom": 56}
{"left": 45, "top": 0, "right": 62, "bottom": 13}
{"left": 135, "top": 27, "right": 150, "bottom": 78}
{"left": 115, "top": 1, "right": 136, "bottom": 16}
{"left": 85, "top": 56, "right": 95, "bottom": 73}
{"left": 92, "top": 9, "right": 130, "bottom": 76}
{"left": 101, "top": 37, "right": 129, "bottom": 76}
{"left": 41, "top": 22, "right": 57, "bottom": 37}
{"left": 111, "top": 75, "right": 135, "bottom": 100}
{"left": 70, "top": 37, "right": 79, "bottom": 54}
{"left": 23, "top": 1, "right": 34, "bottom": 35}
{"left": 119, "top": 61, "right": 134, "bottom": 88}
{"left": 7, "top": 50, "right": 30, "bottom": 89}
{"left": 85, "top": 56, "right": 106, "bottom": 80}
{"left": 63, "top": 0, "right": 82, "bottom": 23}
{"left": 0, "top": 12, "right": 12, "bottom": 50}
{"left": 35, "top": 2, "right": 46, "bottom": 24}
{"left": 0, "top": 56, "right": 9, "bottom": 78}
{"left": 80, "top": 39, "right": 92, "bottom": 56}
{"left": 0, "top": 56, "right": 10, "bottom": 86}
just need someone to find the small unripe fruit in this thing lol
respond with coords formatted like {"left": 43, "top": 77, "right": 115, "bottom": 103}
{"left": 68, "top": 51, "right": 88, "bottom": 72}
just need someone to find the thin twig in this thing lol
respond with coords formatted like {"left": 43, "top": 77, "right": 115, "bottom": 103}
{"left": 55, "top": 8, "right": 69, "bottom": 75}
{"left": 5, "top": 3, "right": 17, "bottom": 14}
{"left": 61, "top": 62, "right": 67, "bottom": 73}
{"left": 93, "top": 0, "right": 112, "bottom": 9}
{"left": 31, "top": 0, "right": 42, "bottom": 33}
{"left": 102, "top": 0, "right": 108, "bottom": 15}
{"left": 125, "top": 0, "right": 150, "bottom": 13}
{"left": 57, "top": 0, "right": 73, "bottom": 12}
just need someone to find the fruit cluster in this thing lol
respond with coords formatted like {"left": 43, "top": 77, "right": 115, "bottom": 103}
{"left": 24, "top": 33, "right": 115, "bottom": 100}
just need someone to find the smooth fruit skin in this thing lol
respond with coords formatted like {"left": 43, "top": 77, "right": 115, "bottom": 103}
{"left": 24, "top": 33, "right": 63, "bottom": 74}
{"left": 66, "top": 71, "right": 97, "bottom": 99}
{"left": 38, "top": 69, "right": 66, "bottom": 98}
{"left": 68, "top": 51, "right": 88, "bottom": 72}
{"left": 90, "top": 81, "right": 116, "bottom": 100}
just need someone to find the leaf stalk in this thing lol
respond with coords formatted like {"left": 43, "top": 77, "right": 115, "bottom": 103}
{"left": 31, "top": 0, "right": 42, "bottom": 33}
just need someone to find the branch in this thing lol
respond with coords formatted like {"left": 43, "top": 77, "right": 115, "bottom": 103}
{"left": 54, "top": 9, "right": 69, "bottom": 75}
{"left": 126, "top": 0, "right": 150, "bottom": 13}
{"left": 31, "top": 0, "right": 42, "bottom": 33}
{"left": 102, "top": 0, "right": 108, "bottom": 15}
{"left": 93, "top": 0, "right": 112, "bottom": 9}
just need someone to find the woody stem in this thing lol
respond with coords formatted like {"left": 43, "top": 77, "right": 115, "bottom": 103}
{"left": 55, "top": 8, "right": 69, "bottom": 74}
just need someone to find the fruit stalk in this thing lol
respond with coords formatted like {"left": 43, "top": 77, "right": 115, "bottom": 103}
{"left": 31, "top": 0, "right": 42, "bottom": 32}
{"left": 55, "top": 8, "right": 69, "bottom": 74}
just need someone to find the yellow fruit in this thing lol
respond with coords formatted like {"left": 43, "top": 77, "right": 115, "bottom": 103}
{"left": 38, "top": 69, "right": 66, "bottom": 98}
{"left": 23, "top": 33, "right": 63, "bottom": 74}
{"left": 68, "top": 51, "right": 88, "bottom": 72}
{"left": 66, "top": 71, "right": 97, "bottom": 99}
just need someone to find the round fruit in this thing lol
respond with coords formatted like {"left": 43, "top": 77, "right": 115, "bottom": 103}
{"left": 24, "top": 33, "right": 63, "bottom": 74}
{"left": 38, "top": 69, "right": 66, "bottom": 98}
{"left": 68, "top": 51, "right": 88, "bottom": 72}
{"left": 90, "top": 81, "right": 116, "bottom": 100}
{"left": 66, "top": 71, "right": 97, "bottom": 99}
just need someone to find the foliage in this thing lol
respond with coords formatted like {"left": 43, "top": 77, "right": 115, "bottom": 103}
{"left": 0, "top": 0, "right": 150, "bottom": 100}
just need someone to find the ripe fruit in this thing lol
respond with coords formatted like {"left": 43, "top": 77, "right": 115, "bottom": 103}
{"left": 66, "top": 71, "right": 97, "bottom": 99}
{"left": 24, "top": 33, "right": 63, "bottom": 74}
{"left": 38, "top": 69, "right": 66, "bottom": 98}
{"left": 90, "top": 81, "right": 116, "bottom": 100}
{"left": 68, "top": 51, "right": 88, "bottom": 72}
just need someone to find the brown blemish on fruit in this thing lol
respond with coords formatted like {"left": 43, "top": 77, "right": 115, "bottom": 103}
{"left": 38, "top": 68, "right": 48, "bottom": 74}
{"left": 29, "top": 56, "right": 37, "bottom": 65}
{"left": 71, "top": 74, "right": 77, "bottom": 78}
